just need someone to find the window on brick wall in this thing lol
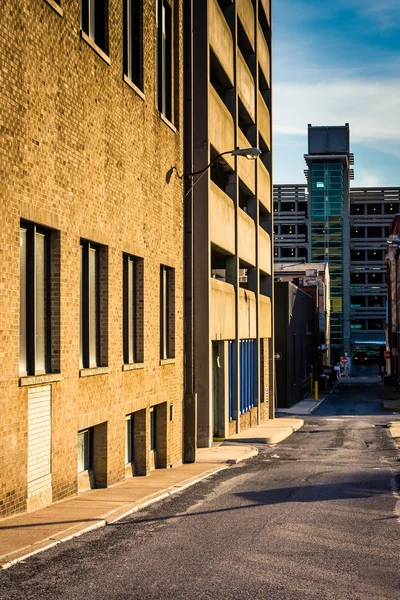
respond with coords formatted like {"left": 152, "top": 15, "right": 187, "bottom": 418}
{"left": 150, "top": 407, "right": 156, "bottom": 451}
{"left": 81, "top": 0, "right": 109, "bottom": 54}
{"left": 160, "top": 265, "right": 175, "bottom": 360}
{"left": 123, "top": 254, "right": 144, "bottom": 364}
{"left": 20, "top": 222, "right": 60, "bottom": 376}
{"left": 78, "top": 428, "right": 93, "bottom": 472}
{"left": 80, "top": 240, "right": 108, "bottom": 369}
{"left": 125, "top": 414, "right": 135, "bottom": 464}
{"left": 156, "top": 0, "right": 172, "bottom": 121}
{"left": 123, "top": 0, "right": 143, "bottom": 89}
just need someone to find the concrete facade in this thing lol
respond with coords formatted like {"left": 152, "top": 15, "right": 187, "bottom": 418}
{"left": 274, "top": 185, "right": 400, "bottom": 363}
{"left": 273, "top": 125, "right": 399, "bottom": 364}
{"left": 184, "top": 0, "right": 273, "bottom": 448}
{"left": 0, "top": 0, "right": 184, "bottom": 517}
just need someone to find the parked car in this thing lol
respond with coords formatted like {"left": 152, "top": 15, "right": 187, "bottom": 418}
{"left": 353, "top": 352, "right": 376, "bottom": 365}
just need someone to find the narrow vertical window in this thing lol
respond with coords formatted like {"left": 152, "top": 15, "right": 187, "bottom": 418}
{"left": 81, "top": 0, "right": 109, "bottom": 54}
{"left": 20, "top": 222, "right": 54, "bottom": 376}
{"left": 125, "top": 414, "right": 134, "bottom": 464}
{"left": 156, "top": 0, "right": 172, "bottom": 120}
{"left": 149, "top": 407, "right": 156, "bottom": 451}
{"left": 35, "top": 231, "right": 47, "bottom": 373}
{"left": 20, "top": 228, "right": 27, "bottom": 374}
{"left": 160, "top": 265, "right": 175, "bottom": 360}
{"left": 124, "top": 0, "right": 143, "bottom": 89}
{"left": 123, "top": 254, "right": 144, "bottom": 364}
{"left": 123, "top": 255, "right": 136, "bottom": 363}
{"left": 80, "top": 240, "right": 107, "bottom": 369}
{"left": 78, "top": 429, "right": 92, "bottom": 472}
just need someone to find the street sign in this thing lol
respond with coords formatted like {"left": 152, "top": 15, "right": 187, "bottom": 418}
{"left": 274, "top": 353, "right": 283, "bottom": 360}
{"left": 340, "top": 357, "right": 348, "bottom": 365}
{"left": 384, "top": 350, "right": 391, "bottom": 360}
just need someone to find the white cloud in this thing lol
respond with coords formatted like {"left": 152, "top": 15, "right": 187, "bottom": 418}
{"left": 350, "top": 0, "right": 400, "bottom": 30}
{"left": 274, "top": 79, "right": 400, "bottom": 147}
{"left": 356, "top": 171, "right": 382, "bottom": 187}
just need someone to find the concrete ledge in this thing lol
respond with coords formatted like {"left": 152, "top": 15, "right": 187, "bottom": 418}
{"left": 19, "top": 373, "right": 62, "bottom": 387}
{"left": 276, "top": 398, "right": 326, "bottom": 415}
{"left": 228, "top": 418, "right": 304, "bottom": 445}
{"left": 387, "top": 422, "right": 400, "bottom": 438}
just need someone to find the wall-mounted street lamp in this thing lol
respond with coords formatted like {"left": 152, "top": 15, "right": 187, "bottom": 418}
{"left": 184, "top": 147, "right": 261, "bottom": 197}
{"left": 167, "top": 147, "right": 262, "bottom": 197}
{"left": 187, "top": 147, "right": 261, "bottom": 178}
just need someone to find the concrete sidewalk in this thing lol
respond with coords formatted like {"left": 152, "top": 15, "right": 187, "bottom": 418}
{"left": 276, "top": 398, "right": 326, "bottom": 416}
{"left": 0, "top": 445, "right": 257, "bottom": 569}
{"left": 227, "top": 417, "right": 304, "bottom": 444}
{"left": 387, "top": 421, "right": 400, "bottom": 443}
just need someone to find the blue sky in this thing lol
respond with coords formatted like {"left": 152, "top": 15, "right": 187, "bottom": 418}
{"left": 272, "top": 0, "right": 400, "bottom": 187}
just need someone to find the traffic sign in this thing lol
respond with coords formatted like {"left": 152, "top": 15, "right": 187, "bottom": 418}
{"left": 274, "top": 353, "right": 283, "bottom": 360}
{"left": 340, "top": 357, "right": 348, "bottom": 365}
{"left": 384, "top": 350, "right": 391, "bottom": 360}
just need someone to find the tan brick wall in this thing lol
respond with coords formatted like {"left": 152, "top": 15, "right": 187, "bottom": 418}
{"left": 0, "top": 0, "right": 184, "bottom": 517}
{"left": 27, "top": 385, "right": 52, "bottom": 511}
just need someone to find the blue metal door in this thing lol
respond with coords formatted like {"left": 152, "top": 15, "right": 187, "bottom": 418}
{"left": 240, "top": 339, "right": 255, "bottom": 413}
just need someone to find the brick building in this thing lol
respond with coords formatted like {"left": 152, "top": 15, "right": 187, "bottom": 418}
{"left": 185, "top": 0, "right": 273, "bottom": 446}
{"left": 0, "top": 0, "right": 184, "bottom": 517}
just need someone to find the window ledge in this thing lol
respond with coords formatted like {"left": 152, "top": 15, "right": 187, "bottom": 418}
{"left": 122, "top": 362, "right": 144, "bottom": 371}
{"left": 159, "top": 112, "right": 177, "bottom": 133}
{"left": 123, "top": 75, "right": 145, "bottom": 101}
{"left": 80, "top": 366, "right": 109, "bottom": 378}
{"left": 44, "top": 0, "right": 63, "bottom": 16}
{"left": 80, "top": 31, "right": 111, "bottom": 65}
{"left": 159, "top": 358, "right": 176, "bottom": 366}
{"left": 19, "top": 373, "right": 62, "bottom": 387}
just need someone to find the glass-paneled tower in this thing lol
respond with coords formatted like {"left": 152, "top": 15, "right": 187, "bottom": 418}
{"left": 304, "top": 125, "right": 353, "bottom": 361}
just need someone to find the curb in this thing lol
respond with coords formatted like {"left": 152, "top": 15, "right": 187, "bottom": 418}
{"left": 387, "top": 422, "right": 400, "bottom": 440}
{"left": 228, "top": 420, "right": 304, "bottom": 445}
{"left": 226, "top": 448, "right": 258, "bottom": 465}
{"left": 276, "top": 398, "right": 326, "bottom": 416}
{"left": 1, "top": 451, "right": 258, "bottom": 570}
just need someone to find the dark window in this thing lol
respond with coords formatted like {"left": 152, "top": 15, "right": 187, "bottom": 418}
{"left": 351, "top": 272, "right": 365, "bottom": 284}
{"left": 150, "top": 407, "right": 156, "bottom": 451}
{"left": 368, "top": 296, "right": 385, "bottom": 308}
{"left": 368, "top": 319, "right": 384, "bottom": 331}
{"left": 81, "top": 0, "right": 109, "bottom": 54}
{"left": 367, "top": 226, "right": 382, "bottom": 238}
{"left": 20, "top": 222, "right": 58, "bottom": 376}
{"left": 125, "top": 414, "right": 135, "bottom": 464}
{"left": 351, "top": 227, "right": 364, "bottom": 238}
{"left": 80, "top": 240, "right": 108, "bottom": 368}
{"left": 366, "top": 204, "right": 381, "bottom": 215}
{"left": 123, "top": 0, "right": 143, "bottom": 89}
{"left": 78, "top": 428, "right": 92, "bottom": 472}
{"left": 351, "top": 250, "right": 364, "bottom": 261}
{"left": 160, "top": 265, "right": 175, "bottom": 359}
{"left": 367, "top": 272, "right": 384, "bottom": 285}
{"left": 281, "top": 248, "right": 295, "bottom": 258}
{"left": 156, "top": 0, "right": 172, "bottom": 120}
{"left": 350, "top": 296, "right": 366, "bottom": 308}
{"left": 367, "top": 249, "right": 383, "bottom": 261}
{"left": 123, "top": 254, "right": 143, "bottom": 364}
{"left": 384, "top": 203, "right": 399, "bottom": 214}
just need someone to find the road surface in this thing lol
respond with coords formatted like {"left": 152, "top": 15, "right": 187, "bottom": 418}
{"left": 1, "top": 381, "right": 399, "bottom": 599}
